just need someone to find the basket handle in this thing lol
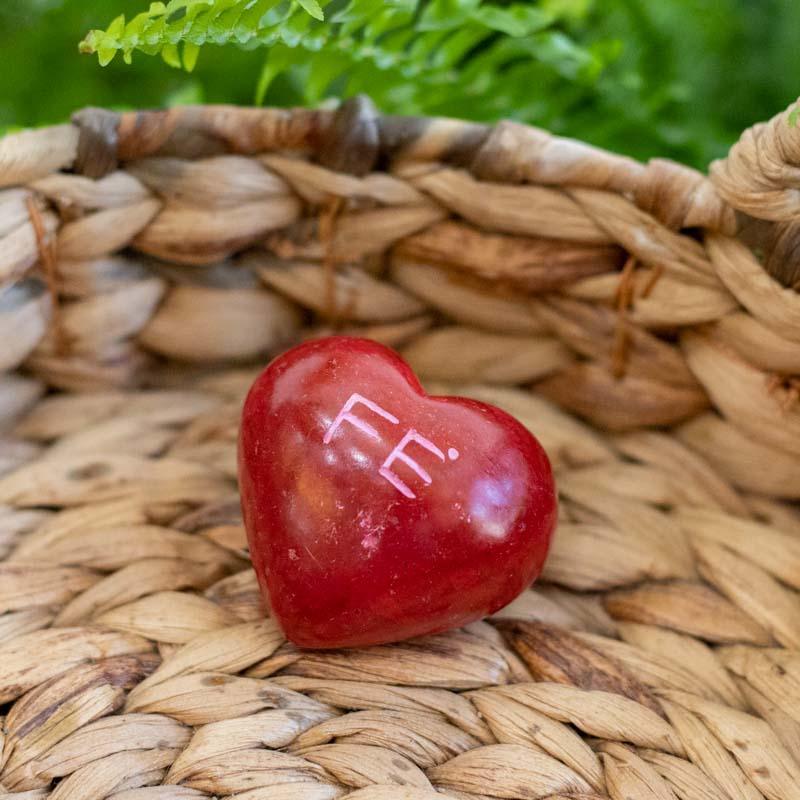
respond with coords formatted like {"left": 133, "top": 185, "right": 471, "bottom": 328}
{"left": 710, "top": 98, "right": 800, "bottom": 288}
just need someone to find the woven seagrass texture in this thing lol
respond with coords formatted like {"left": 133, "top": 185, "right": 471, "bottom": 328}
{"left": 0, "top": 95, "right": 799, "bottom": 800}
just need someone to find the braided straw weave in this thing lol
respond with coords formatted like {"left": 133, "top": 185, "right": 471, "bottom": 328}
{"left": 1, "top": 95, "right": 800, "bottom": 800}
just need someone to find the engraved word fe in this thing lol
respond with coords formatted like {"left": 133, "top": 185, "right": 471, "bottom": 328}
{"left": 323, "top": 392, "right": 460, "bottom": 499}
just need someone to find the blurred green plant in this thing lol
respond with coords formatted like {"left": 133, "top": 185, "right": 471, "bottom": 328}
{"left": 2, "top": 0, "right": 799, "bottom": 168}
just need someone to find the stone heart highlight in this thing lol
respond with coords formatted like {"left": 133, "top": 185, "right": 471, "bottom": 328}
{"left": 239, "top": 336, "right": 556, "bottom": 648}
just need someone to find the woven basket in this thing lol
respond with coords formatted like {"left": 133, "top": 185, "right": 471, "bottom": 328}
{"left": 1, "top": 95, "right": 799, "bottom": 800}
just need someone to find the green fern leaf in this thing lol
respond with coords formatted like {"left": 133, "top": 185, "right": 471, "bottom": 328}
{"left": 80, "top": 0, "right": 620, "bottom": 131}
{"left": 470, "top": 4, "right": 553, "bottom": 36}
{"left": 161, "top": 42, "right": 182, "bottom": 67}
{"left": 296, "top": 0, "right": 325, "bottom": 21}
{"left": 182, "top": 41, "right": 201, "bottom": 69}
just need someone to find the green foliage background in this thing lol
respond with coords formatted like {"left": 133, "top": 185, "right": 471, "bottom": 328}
{"left": 2, "top": 0, "right": 799, "bottom": 169}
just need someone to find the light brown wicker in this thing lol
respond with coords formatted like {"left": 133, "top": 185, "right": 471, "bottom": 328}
{"left": 0, "top": 95, "right": 799, "bottom": 800}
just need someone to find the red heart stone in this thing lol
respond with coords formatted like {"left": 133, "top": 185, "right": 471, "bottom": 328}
{"left": 239, "top": 336, "right": 556, "bottom": 648}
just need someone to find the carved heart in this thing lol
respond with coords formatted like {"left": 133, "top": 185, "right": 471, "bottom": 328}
{"left": 239, "top": 336, "right": 556, "bottom": 648}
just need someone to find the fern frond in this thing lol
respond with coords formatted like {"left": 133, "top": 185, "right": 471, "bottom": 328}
{"left": 80, "top": 0, "right": 618, "bottom": 124}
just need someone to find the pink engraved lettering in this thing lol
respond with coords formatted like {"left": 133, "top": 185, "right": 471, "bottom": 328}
{"left": 324, "top": 392, "right": 399, "bottom": 445}
{"left": 379, "top": 429, "right": 445, "bottom": 499}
